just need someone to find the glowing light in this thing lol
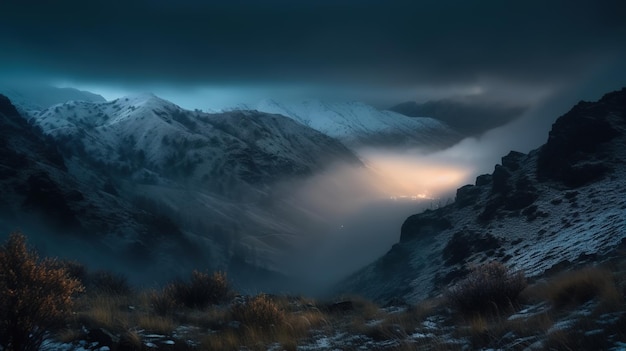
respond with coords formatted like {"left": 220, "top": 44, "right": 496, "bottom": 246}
{"left": 359, "top": 148, "right": 472, "bottom": 200}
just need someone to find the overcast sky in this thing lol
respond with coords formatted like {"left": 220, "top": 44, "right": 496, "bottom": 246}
{"left": 1, "top": 0, "right": 625, "bottom": 109}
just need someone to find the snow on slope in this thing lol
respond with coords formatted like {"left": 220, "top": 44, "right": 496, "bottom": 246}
{"left": 35, "top": 93, "right": 360, "bottom": 187}
{"left": 31, "top": 93, "right": 363, "bottom": 275}
{"left": 339, "top": 87, "right": 626, "bottom": 303}
{"left": 253, "top": 99, "right": 462, "bottom": 149}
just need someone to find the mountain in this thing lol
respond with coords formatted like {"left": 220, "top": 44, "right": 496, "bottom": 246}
{"left": 0, "top": 84, "right": 106, "bottom": 113}
{"left": 33, "top": 93, "right": 360, "bottom": 190}
{"left": 252, "top": 99, "right": 462, "bottom": 149}
{"left": 390, "top": 98, "right": 527, "bottom": 137}
{"left": 22, "top": 93, "right": 363, "bottom": 286}
{"left": 340, "top": 87, "right": 626, "bottom": 303}
{"left": 0, "top": 94, "right": 204, "bottom": 283}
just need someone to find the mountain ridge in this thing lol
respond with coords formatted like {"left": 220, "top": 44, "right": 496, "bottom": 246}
{"left": 250, "top": 99, "right": 463, "bottom": 149}
{"left": 339, "top": 87, "right": 626, "bottom": 303}
{"left": 11, "top": 92, "right": 371, "bottom": 288}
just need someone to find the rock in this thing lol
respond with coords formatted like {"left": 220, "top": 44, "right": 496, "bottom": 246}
{"left": 475, "top": 174, "right": 493, "bottom": 186}
{"left": 455, "top": 184, "right": 481, "bottom": 208}
{"left": 491, "top": 165, "right": 511, "bottom": 194}
{"left": 400, "top": 213, "right": 453, "bottom": 242}
{"left": 87, "top": 328, "right": 119, "bottom": 348}
{"left": 442, "top": 230, "right": 501, "bottom": 266}
{"left": 501, "top": 151, "right": 526, "bottom": 171}
{"left": 537, "top": 88, "right": 626, "bottom": 187}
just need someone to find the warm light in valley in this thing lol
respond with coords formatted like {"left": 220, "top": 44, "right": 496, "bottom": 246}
{"left": 359, "top": 149, "right": 473, "bottom": 199}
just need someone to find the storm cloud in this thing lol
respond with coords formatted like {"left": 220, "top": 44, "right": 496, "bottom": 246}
{"left": 1, "top": 0, "right": 625, "bottom": 95}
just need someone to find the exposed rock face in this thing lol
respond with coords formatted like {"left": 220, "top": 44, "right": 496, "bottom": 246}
{"left": 400, "top": 212, "right": 452, "bottom": 243}
{"left": 339, "top": 88, "right": 626, "bottom": 304}
{"left": 537, "top": 88, "right": 626, "bottom": 187}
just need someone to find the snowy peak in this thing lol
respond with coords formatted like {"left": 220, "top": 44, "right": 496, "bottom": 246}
{"left": 31, "top": 93, "right": 361, "bottom": 190}
{"left": 111, "top": 92, "right": 173, "bottom": 109}
{"left": 254, "top": 99, "right": 462, "bottom": 149}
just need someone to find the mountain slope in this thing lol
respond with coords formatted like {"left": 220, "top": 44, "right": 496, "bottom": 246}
{"left": 34, "top": 93, "right": 360, "bottom": 190}
{"left": 28, "top": 93, "right": 363, "bottom": 282}
{"left": 0, "top": 94, "right": 206, "bottom": 283}
{"left": 340, "top": 87, "right": 626, "bottom": 303}
{"left": 253, "top": 99, "right": 462, "bottom": 149}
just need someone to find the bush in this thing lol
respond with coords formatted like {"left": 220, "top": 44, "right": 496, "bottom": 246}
{"left": 447, "top": 261, "right": 527, "bottom": 316}
{"left": 88, "top": 270, "right": 131, "bottom": 295}
{"left": 150, "top": 285, "right": 179, "bottom": 316}
{"left": 230, "top": 294, "right": 285, "bottom": 329}
{"left": 544, "top": 267, "right": 620, "bottom": 308}
{"left": 152, "top": 271, "right": 232, "bottom": 313}
{"left": 0, "top": 232, "right": 84, "bottom": 351}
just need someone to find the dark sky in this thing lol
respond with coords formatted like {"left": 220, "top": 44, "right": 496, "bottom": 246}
{"left": 1, "top": 0, "right": 626, "bottom": 108}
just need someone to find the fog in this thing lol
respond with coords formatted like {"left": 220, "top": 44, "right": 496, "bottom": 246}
{"left": 270, "top": 78, "right": 626, "bottom": 295}
{"left": 271, "top": 145, "right": 479, "bottom": 295}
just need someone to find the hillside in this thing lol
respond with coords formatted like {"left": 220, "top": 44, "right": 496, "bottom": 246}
{"left": 20, "top": 93, "right": 364, "bottom": 286}
{"left": 253, "top": 99, "right": 462, "bottom": 149}
{"left": 341, "top": 87, "right": 626, "bottom": 303}
{"left": 0, "top": 94, "right": 204, "bottom": 283}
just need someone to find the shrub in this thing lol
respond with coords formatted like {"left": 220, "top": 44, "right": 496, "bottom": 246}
{"left": 0, "top": 232, "right": 84, "bottom": 351}
{"left": 447, "top": 261, "right": 527, "bottom": 316}
{"left": 88, "top": 270, "right": 132, "bottom": 295}
{"left": 152, "top": 271, "right": 232, "bottom": 312}
{"left": 150, "top": 286, "right": 179, "bottom": 316}
{"left": 230, "top": 294, "right": 286, "bottom": 329}
{"left": 544, "top": 267, "right": 620, "bottom": 308}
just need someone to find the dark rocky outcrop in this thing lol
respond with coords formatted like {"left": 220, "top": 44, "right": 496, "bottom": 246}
{"left": 537, "top": 88, "right": 626, "bottom": 187}
{"left": 442, "top": 230, "right": 501, "bottom": 266}
{"left": 400, "top": 212, "right": 452, "bottom": 243}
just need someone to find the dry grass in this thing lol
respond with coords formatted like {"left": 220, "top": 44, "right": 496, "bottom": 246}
{"left": 29, "top": 247, "right": 626, "bottom": 351}
{"left": 200, "top": 330, "right": 241, "bottom": 351}
{"left": 75, "top": 293, "right": 133, "bottom": 332}
{"left": 135, "top": 314, "right": 176, "bottom": 334}
{"left": 538, "top": 267, "right": 622, "bottom": 309}
{"left": 119, "top": 330, "right": 143, "bottom": 351}
{"left": 447, "top": 261, "right": 527, "bottom": 316}
{"left": 231, "top": 294, "right": 286, "bottom": 329}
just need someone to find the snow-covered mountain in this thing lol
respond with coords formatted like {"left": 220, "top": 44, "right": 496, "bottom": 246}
{"left": 339, "top": 87, "right": 626, "bottom": 303}
{"left": 34, "top": 93, "right": 360, "bottom": 191}
{"left": 23, "top": 93, "right": 363, "bottom": 285}
{"left": 251, "top": 99, "right": 462, "bottom": 149}
{"left": 0, "top": 94, "right": 205, "bottom": 284}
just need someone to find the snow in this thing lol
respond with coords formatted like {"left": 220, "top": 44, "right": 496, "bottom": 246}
{"left": 26, "top": 92, "right": 368, "bottom": 275}
{"left": 342, "top": 140, "right": 626, "bottom": 303}
{"left": 252, "top": 99, "right": 460, "bottom": 148}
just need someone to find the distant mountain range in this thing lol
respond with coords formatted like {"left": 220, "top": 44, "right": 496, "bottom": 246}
{"left": 3, "top": 87, "right": 466, "bottom": 290}
{"left": 235, "top": 99, "right": 462, "bottom": 149}
{"left": 389, "top": 98, "right": 527, "bottom": 136}
{"left": 340, "top": 87, "right": 626, "bottom": 303}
